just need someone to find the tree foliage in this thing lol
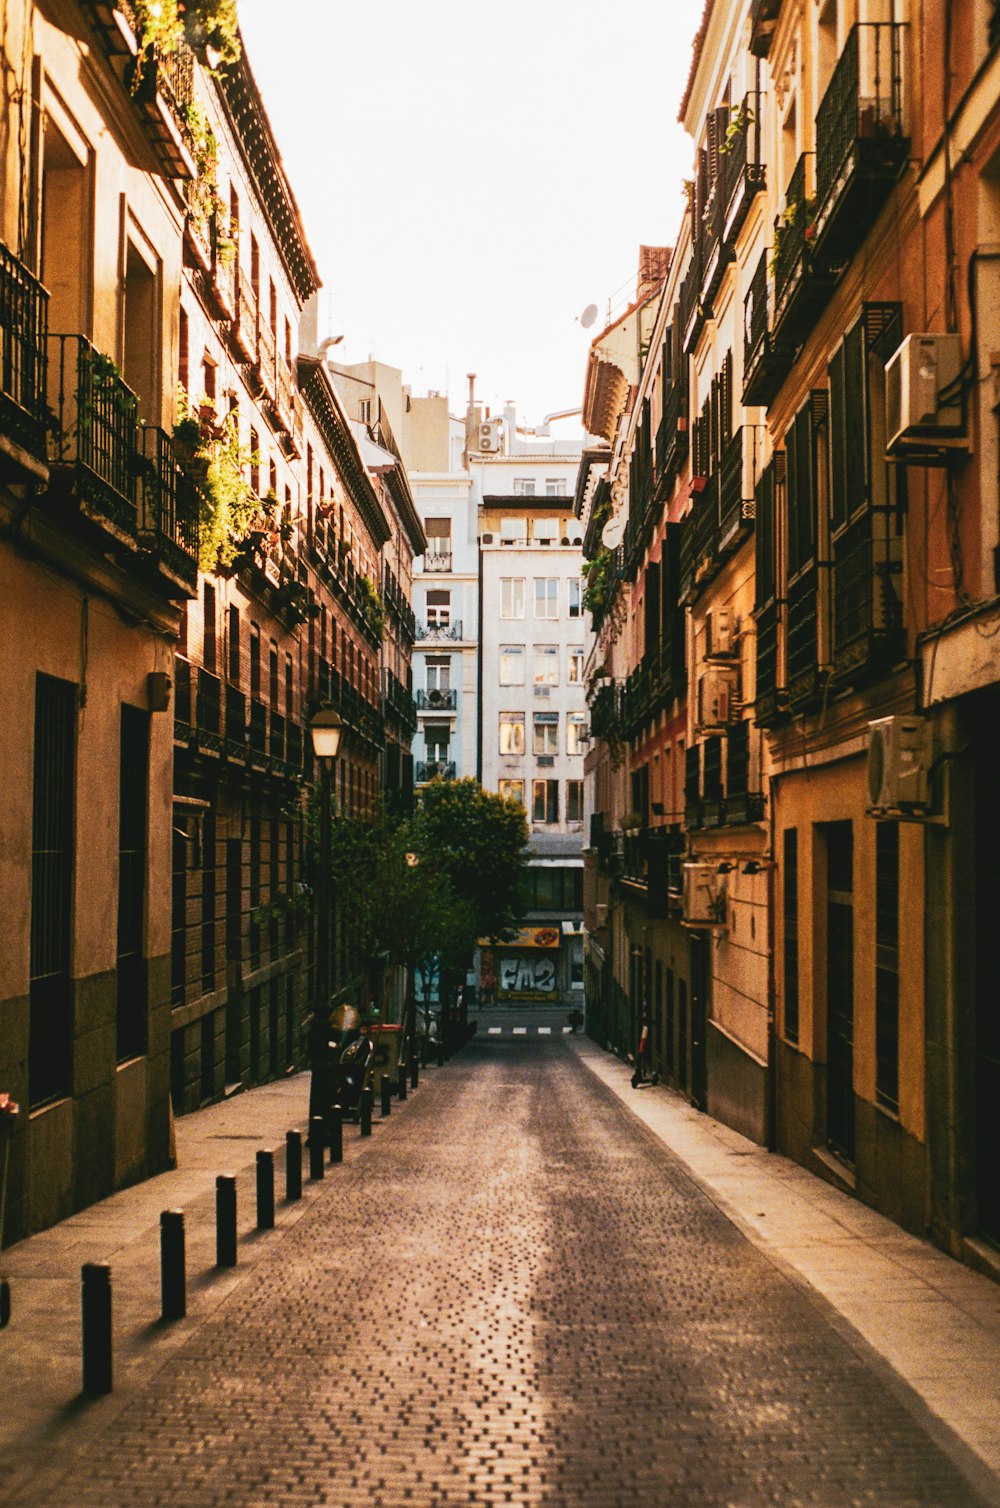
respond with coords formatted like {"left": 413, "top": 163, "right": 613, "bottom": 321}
{"left": 411, "top": 778, "right": 529, "bottom": 946}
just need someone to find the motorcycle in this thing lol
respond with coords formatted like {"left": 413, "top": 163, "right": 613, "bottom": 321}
{"left": 325, "top": 1003, "right": 375, "bottom": 1118}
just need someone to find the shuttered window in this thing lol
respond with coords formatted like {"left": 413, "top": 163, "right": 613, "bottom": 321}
{"left": 30, "top": 674, "right": 76, "bottom": 1106}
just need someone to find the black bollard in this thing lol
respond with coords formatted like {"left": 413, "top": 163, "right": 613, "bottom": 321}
{"left": 436, "top": 1036, "right": 444, "bottom": 1068}
{"left": 285, "top": 1130, "right": 302, "bottom": 1202}
{"left": 360, "top": 1085, "right": 373, "bottom": 1137}
{"left": 328, "top": 1105, "right": 343, "bottom": 1165}
{"left": 216, "top": 1175, "right": 237, "bottom": 1268}
{"left": 0, "top": 1277, "right": 10, "bottom": 1329}
{"left": 81, "top": 1263, "right": 112, "bottom": 1394}
{"left": 160, "top": 1210, "right": 186, "bottom": 1321}
{"left": 380, "top": 1074, "right": 392, "bottom": 1117}
{"left": 256, "top": 1150, "right": 275, "bottom": 1231}
{"left": 411, "top": 1056, "right": 419, "bottom": 1091}
{"left": 309, "top": 1117, "right": 325, "bottom": 1181}
{"left": 398, "top": 1064, "right": 407, "bottom": 1101}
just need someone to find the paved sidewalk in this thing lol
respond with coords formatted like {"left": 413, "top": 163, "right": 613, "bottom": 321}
{"left": 572, "top": 1038, "right": 1000, "bottom": 1485}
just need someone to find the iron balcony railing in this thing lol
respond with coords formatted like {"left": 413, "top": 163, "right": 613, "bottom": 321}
{"left": 236, "top": 266, "right": 257, "bottom": 360}
{"left": 0, "top": 240, "right": 48, "bottom": 469}
{"left": 416, "top": 619, "right": 463, "bottom": 642}
{"left": 424, "top": 549, "right": 452, "bottom": 572}
{"left": 173, "top": 657, "right": 192, "bottom": 742}
{"left": 248, "top": 698, "right": 268, "bottom": 766}
{"left": 286, "top": 721, "right": 303, "bottom": 772}
{"left": 275, "top": 357, "right": 294, "bottom": 434}
{"left": 194, "top": 667, "right": 222, "bottom": 753}
{"left": 417, "top": 687, "right": 458, "bottom": 710}
{"left": 720, "top": 93, "right": 766, "bottom": 229}
{"left": 137, "top": 425, "right": 199, "bottom": 594}
{"left": 718, "top": 428, "right": 758, "bottom": 549}
{"left": 46, "top": 334, "right": 141, "bottom": 543}
{"left": 815, "top": 23, "right": 906, "bottom": 219}
{"left": 773, "top": 153, "right": 810, "bottom": 314}
{"left": 269, "top": 709, "right": 285, "bottom": 765}
{"left": 679, "top": 245, "right": 705, "bottom": 354}
{"left": 416, "top": 759, "right": 456, "bottom": 783}
{"left": 754, "top": 597, "right": 783, "bottom": 728}
{"left": 257, "top": 319, "right": 277, "bottom": 397}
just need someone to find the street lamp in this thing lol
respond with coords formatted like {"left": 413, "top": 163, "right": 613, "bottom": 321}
{"left": 309, "top": 708, "right": 344, "bottom": 1020}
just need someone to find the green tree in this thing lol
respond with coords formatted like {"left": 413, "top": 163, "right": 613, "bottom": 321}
{"left": 411, "top": 777, "right": 529, "bottom": 947}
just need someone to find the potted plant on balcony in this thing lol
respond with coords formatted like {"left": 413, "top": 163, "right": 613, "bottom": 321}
{"left": 358, "top": 575, "right": 386, "bottom": 639}
{"left": 720, "top": 100, "right": 754, "bottom": 155}
{"left": 175, "top": 390, "right": 263, "bottom": 573}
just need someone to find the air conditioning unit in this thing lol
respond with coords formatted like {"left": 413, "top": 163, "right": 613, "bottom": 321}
{"left": 697, "top": 668, "right": 737, "bottom": 730}
{"left": 705, "top": 606, "right": 734, "bottom": 659}
{"left": 533, "top": 685, "right": 551, "bottom": 697}
{"left": 866, "top": 715, "right": 932, "bottom": 815}
{"left": 427, "top": 688, "right": 446, "bottom": 709}
{"left": 885, "top": 333, "right": 964, "bottom": 454}
{"left": 481, "top": 533, "right": 494, "bottom": 544}
{"left": 478, "top": 422, "right": 500, "bottom": 452}
{"left": 682, "top": 862, "right": 726, "bottom": 927}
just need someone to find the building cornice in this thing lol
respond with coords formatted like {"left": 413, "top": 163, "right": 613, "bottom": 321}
{"left": 385, "top": 466, "right": 428, "bottom": 558}
{"left": 297, "top": 357, "right": 391, "bottom": 550}
{"left": 217, "top": 45, "right": 321, "bottom": 306}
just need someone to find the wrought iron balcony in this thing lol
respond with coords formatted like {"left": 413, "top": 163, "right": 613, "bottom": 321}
{"left": 692, "top": 473, "right": 720, "bottom": 594}
{"left": 173, "top": 657, "right": 192, "bottom": 743}
{"left": 416, "top": 687, "right": 458, "bottom": 711}
{"left": 257, "top": 320, "right": 277, "bottom": 401}
{"left": 269, "top": 709, "right": 285, "bottom": 768}
{"left": 719, "top": 93, "right": 766, "bottom": 247}
{"left": 46, "top": 334, "right": 142, "bottom": 546}
{"left": 787, "top": 564, "right": 824, "bottom": 709}
{"left": 274, "top": 358, "right": 295, "bottom": 439}
{"left": 660, "top": 379, "right": 689, "bottom": 489}
{"left": 684, "top": 744, "right": 702, "bottom": 830}
{"left": 724, "top": 719, "right": 765, "bottom": 825}
{"left": 702, "top": 735, "right": 725, "bottom": 828}
{"left": 136, "top": 426, "right": 200, "bottom": 596}
{"left": 742, "top": 253, "right": 794, "bottom": 408}
{"left": 753, "top": 596, "right": 785, "bottom": 729}
{"left": 718, "top": 428, "right": 757, "bottom": 556}
{"left": 416, "top": 759, "right": 456, "bottom": 783}
{"left": 0, "top": 241, "right": 49, "bottom": 482}
{"left": 700, "top": 180, "right": 734, "bottom": 313}
{"left": 832, "top": 510, "right": 904, "bottom": 679}
{"left": 416, "top": 619, "right": 463, "bottom": 642}
{"left": 680, "top": 243, "right": 706, "bottom": 355}
{"left": 286, "top": 721, "right": 303, "bottom": 773}
{"left": 91, "top": 0, "right": 196, "bottom": 179}
{"left": 813, "top": 23, "right": 908, "bottom": 268}
{"left": 424, "top": 549, "right": 452, "bottom": 572}
{"left": 771, "top": 154, "right": 837, "bottom": 352}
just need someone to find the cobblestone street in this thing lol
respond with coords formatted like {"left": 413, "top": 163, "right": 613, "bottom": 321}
{"left": 2, "top": 1036, "right": 996, "bottom": 1507}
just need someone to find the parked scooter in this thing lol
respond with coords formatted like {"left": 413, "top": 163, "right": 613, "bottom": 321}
{"left": 326, "top": 1004, "right": 375, "bottom": 1117}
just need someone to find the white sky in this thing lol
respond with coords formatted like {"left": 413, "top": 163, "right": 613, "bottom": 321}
{"left": 238, "top": 0, "right": 705, "bottom": 429}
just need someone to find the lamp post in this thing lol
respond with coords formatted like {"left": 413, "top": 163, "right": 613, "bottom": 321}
{"left": 309, "top": 708, "right": 344, "bottom": 1019}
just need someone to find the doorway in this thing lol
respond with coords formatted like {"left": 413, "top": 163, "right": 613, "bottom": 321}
{"left": 825, "top": 821, "right": 855, "bottom": 1162}
{"left": 689, "top": 933, "right": 709, "bottom": 1111}
{"left": 975, "top": 693, "right": 1000, "bottom": 1242}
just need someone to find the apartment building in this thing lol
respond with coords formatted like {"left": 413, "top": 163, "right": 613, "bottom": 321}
{"left": 580, "top": 0, "right": 1000, "bottom": 1267}
{"left": 476, "top": 409, "right": 588, "bottom": 1002}
{"left": 0, "top": 4, "right": 413, "bottom": 1242}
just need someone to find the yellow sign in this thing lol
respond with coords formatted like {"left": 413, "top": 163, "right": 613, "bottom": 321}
{"left": 477, "top": 927, "right": 560, "bottom": 950}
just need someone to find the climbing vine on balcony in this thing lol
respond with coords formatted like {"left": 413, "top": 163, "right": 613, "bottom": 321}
{"left": 175, "top": 390, "right": 266, "bottom": 573}
{"left": 131, "top": 0, "right": 241, "bottom": 68}
{"left": 582, "top": 547, "right": 611, "bottom": 620}
{"left": 358, "top": 575, "right": 386, "bottom": 640}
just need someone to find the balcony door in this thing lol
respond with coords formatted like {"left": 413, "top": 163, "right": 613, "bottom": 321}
{"left": 122, "top": 237, "right": 159, "bottom": 422}
{"left": 40, "top": 111, "right": 90, "bottom": 336}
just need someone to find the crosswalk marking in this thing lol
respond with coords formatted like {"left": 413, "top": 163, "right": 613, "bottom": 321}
{"left": 488, "top": 1027, "right": 502, "bottom": 1035}
{"left": 513, "top": 1026, "right": 527, "bottom": 1035}
{"left": 475, "top": 1024, "right": 581, "bottom": 1038}
{"left": 538, "top": 1027, "right": 551, "bottom": 1035}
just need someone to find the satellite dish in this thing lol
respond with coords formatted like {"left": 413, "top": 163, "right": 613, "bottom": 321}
{"left": 579, "top": 303, "right": 598, "bottom": 329}
{"left": 601, "top": 514, "right": 626, "bottom": 549}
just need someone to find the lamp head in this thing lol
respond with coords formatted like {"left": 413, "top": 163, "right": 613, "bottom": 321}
{"left": 310, "top": 706, "right": 344, "bottom": 760}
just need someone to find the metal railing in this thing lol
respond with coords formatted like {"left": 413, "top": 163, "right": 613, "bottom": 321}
{"left": 47, "top": 334, "right": 141, "bottom": 540}
{"left": 416, "top": 687, "right": 457, "bottom": 710}
{"left": 815, "top": 23, "right": 906, "bottom": 214}
{"left": 424, "top": 549, "right": 452, "bottom": 572}
{"left": 743, "top": 254, "right": 769, "bottom": 375}
{"left": 718, "top": 428, "right": 757, "bottom": 545}
{"left": 1, "top": 240, "right": 48, "bottom": 456}
{"left": 415, "top": 619, "right": 463, "bottom": 641}
{"left": 138, "top": 425, "right": 199, "bottom": 589}
{"left": 225, "top": 684, "right": 246, "bottom": 758}
{"left": 195, "top": 668, "right": 222, "bottom": 750}
{"left": 773, "top": 154, "right": 812, "bottom": 313}
{"left": 416, "top": 760, "right": 456, "bottom": 782}
{"left": 257, "top": 319, "right": 277, "bottom": 395}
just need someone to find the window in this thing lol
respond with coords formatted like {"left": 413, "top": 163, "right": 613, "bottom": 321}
{"left": 426, "top": 589, "right": 450, "bottom": 627}
{"left": 545, "top": 478, "right": 567, "bottom": 497}
{"left": 499, "top": 645, "right": 524, "bottom": 685}
{"left": 499, "top": 779, "right": 525, "bottom": 805}
{"left": 30, "top": 674, "right": 76, "bottom": 1106}
{"left": 533, "top": 644, "right": 558, "bottom": 685}
{"left": 501, "top": 516, "right": 527, "bottom": 543}
{"left": 425, "top": 517, "right": 451, "bottom": 560}
{"left": 425, "top": 724, "right": 450, "bottom": 762}
{"left": 567, "top": 713, "right": 588, "bottom": 755}
{"left": 532, "top": 517, "right": 558, "bottom": 542}
{"left": 532, "top": 779, "right": 559, "bottom": 823}
{"left": 568, "top": 578, "right": 582, "bottom": 618}
{"left": 568, "top": 646, "right": 584, "bottom": 684}
{"left": 359, "top": 397, "right": 371, "bottom": 424}
{"left": 533, "top": 713, "right": 558, "bottom": 756}
{"left": 499, "top": 713, "right": 525, "bottom": 755}
{"left": 534, "top": 578, "right": 558, "bottom": 619}
{"left": 513, "top": 478, "right": 535, "bottom": 496}
{"left": 426, "top": 655, "right": 451, "bottom": 691}
{"left": 875, "top": 822, "right": 900, "bottom": 1112}
{"left": 566, "top": 779, "right": 583, "bottom": 822}
{"left": 228, "top": 605, "right": 240, "bottom": 684}
{"left": 117, "top": 706, "right": 149, "bottom": 1061}
{"left": 203, "top": 582, "right": 216, "bottom": 672}
{"left": 501, "top": 578, "right": 525, "bottom": 618}
{"left": 783, "top": 829, "right": 799, "bottom": 1045}
{"left": 249, "top": 623, "right": 260, "bottom": 700}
